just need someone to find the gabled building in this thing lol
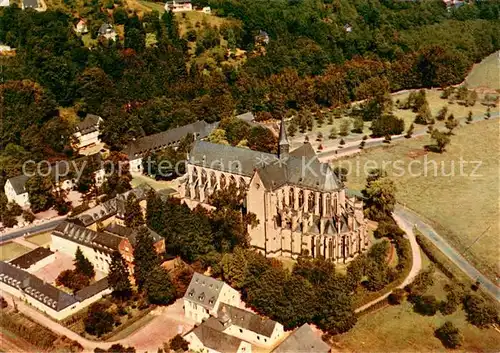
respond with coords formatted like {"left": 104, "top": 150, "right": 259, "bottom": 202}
{"left": 9, "top": 247, "right": 54, "bottom": 273}
{"left": 181, "top": 119, "right": 368, "bottom": 263}
{"left": 205, "top": 304, "right": 284, "bottom": 348}
{"left": 73, "top": 185, "right": 152, "bottom": 229}
{"left": 0, "top": 261, "right": 110, "bottom": 320}
{"left": 75, "top": 19, "right": 89, "bottom": 34}
{"left": 4, "top": 155, "right": 106, "bottom": 208}
{"left": 183, "top": 273, "right": 240, "bottom": 323}
{"left": 22, "top": 0, "right": 38, "bottom": 10}
{"left": 123, "top": 120, "right": 219, "bottom": 174}
{"left": 98, "top": 23, "right": 117, "bottom": 41}
{"left": 184, "top": 321, "right": 252, "bottom": 353}
{"left": 51, "top": 220, "right": 164, "bottom": 274}
{"left": 164, "top": 0, "right": 192, "bottom": 12}
{"left": 271, "top": 324, "right": 330, "bottom": 353}
{"left": 73, "top": 114, "right": 102, "bottom": 149}
{"left": 4, "top": 175, "right": 30, "bottom": 208}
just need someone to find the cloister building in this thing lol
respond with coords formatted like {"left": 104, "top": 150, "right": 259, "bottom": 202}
{"left": 180, "top": 120, "right": 369, "bottom": 263}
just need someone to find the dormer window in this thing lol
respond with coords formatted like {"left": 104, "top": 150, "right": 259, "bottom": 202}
{"left": 189, "top": 289, "right": 194, "bottom": 297}
{"left": 198, "top": 293, "right": 205, "bottom": 301}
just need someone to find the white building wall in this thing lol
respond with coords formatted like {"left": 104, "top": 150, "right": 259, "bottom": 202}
{"left": 129, "top": 158, "right": 143, "bottom": 175}
{"left": 74, "top": 130, "right": 100, "bottom": 149}
{"left": 50, "top": 235, "right": 111, "bottom": 274}
{"left": 23, "top": 253, "right": 56, "bottom": 273}
{"left": 4, "top": 181, "right": 30, "bottom": 208}
{"left": 223, "top": 322, "right": 284, "bottom": 347}
{"left": 0, "top": 281, "right": 111, "bottom": 320}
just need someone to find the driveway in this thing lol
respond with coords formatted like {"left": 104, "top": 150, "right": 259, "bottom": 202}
{"left": 355, "top": 212, "right": 422, "bottom": 313}
{"left": 394, "top": 205, "right": 500, "bottom": 302}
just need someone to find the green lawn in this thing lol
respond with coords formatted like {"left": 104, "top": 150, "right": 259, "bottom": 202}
{"left": 25, "top": 232, "right": 52, "bottom": 247}
{"left": 335, "top": 253, "right": 500, "bottom": 353}
{"left": 337, "top": 119, "right": 500, "bottom": 281}
{"left": 0, "top": 242, "right": 31, "bottom": 261}
{"left": 466, "top": 51, "right": 500, "bottom": 90}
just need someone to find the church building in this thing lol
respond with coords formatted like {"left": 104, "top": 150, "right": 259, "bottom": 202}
{"left": 181, "top": 120, "right": 369, "bottom": 263}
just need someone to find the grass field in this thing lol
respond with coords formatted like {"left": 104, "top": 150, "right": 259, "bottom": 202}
{"left": 337, "top": 119, "right": 500, "bottom": 281}
{"left": 465, "top": 51, "right": 500, "bottom": 90}
{"left": 25, "top": 232, "right": 52, "bottom": 247}
{"left": 0, "top": 242, "right": 31, "bottom": 261}
{"left": 334, "top": 251, "right": 500, "bottom": 353}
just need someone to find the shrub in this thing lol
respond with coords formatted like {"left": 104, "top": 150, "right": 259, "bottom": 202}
{"left": 463, "top": 294, "right": 499, "bottom": 328}
{"left": 169, "top": 334, "right": 189, "bottom": 352}
{"left": 84, "top": 303, "right": 114, "bottom": 337}
{"left": 406, "top": 267, "right": 434, "bottom": 295}
{"left": 371, "top": 114, "right": 405, "bottom": 137}
{"left": 413, "top": 295, "right": 439, "bottom": 316}
{"left": 56, "top": 269, "right": 91, "bottom": 292}
{"left": 374, "top": 220, "right": 405, "bottom": 239}
{"left": 388, "top": 288, "right": 406, "bottom": 305}
{"left": 439, "top": 286, "right": 463, "bottom": 315}
{"left": 435, "top": 321, "right": 463, "bottom": 349}
{"left": 22, "top": 210, "right": 36, "bottom": 223}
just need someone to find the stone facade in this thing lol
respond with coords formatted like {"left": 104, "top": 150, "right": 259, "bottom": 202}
{"left": 181, "top": 120, "right": 369, "bottom": 263}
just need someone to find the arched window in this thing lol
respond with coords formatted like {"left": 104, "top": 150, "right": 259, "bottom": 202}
{"left": 289, "top": 188, "right": 295, "bottom": 207}
{"left": 192, "top": 167, "right": 198, "bottom": 181}
{"left": 298, "top": 190, "right": 304, "bottom": 208}
{"left": 308, "top": 193, "right": 315, "bottom": 213}
{"left": 326, "top": 194, "right": 331, "bottom": 216}
{"left": 210, "top": 172, "right": 217, "bottom": 189}
{"left": 229, "top": 175, "right": 237, "bottom": 187}
{"left": 319, "top": 194, "right": 324, "bottom": 216}
{"left": 220, "top": 174, "right": 227, "bottom": 188}
{"left": 333, "top": 195, "right": 338, "bottom": 215}
{"left": 201, "top": 169, "right": 207, "bottom": 186}
{"left": 239, "top": 177, "right": 246, "bottom": 189}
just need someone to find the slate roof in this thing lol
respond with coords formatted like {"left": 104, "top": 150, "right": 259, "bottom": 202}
{"left": 189, "top": 140, "right": 341, "bottom": 192}
{"left": 23, "top": 0, "right": 37, "bottom": 8}
{"left": 75, "top": 114, "right": 101, "bottom": 135}
{"left": 53, "top": 221, "right": 120, "bottom": 254}
{"left": 190, "top": 323, "right": 244, "bottom": 353}
{"left": 0, "top": 261, "right": 77, "bottom": 312}
{"left": 104, "top": 224, "right": 162, "bottom": 246}
{"left": 184, "top": 273, "right": 227, "bottom": 310}
{"left": 74, "top": 277, "right": 109, "bottom": 301}
{"left": 289, "top": 142, "right": 316, "bottom": 159}
{"left": 218, "top": 304, "right": 278, "bottom": 337}
{"left": 7, "top": 175, "right": 30, "bottom": 195}
{"left": 271, "top": 324, "right": 330, "bottom": 353}
{"left": 235, "top": 112, "right": 254, "bottom": 123}
{"left": 189, "top": 140, "right": 274, "bottom": 177}
{"left": 76, "top": 185, "right": 152, "bottom": 226}
{"left": 98, "top": 23, "right": 114, "bottom": 35}
{"left": 9, "top": 247, "right": 54, "bottom": 269}
{"left": 123, "top": 120, "right": 219, "bottom": 160}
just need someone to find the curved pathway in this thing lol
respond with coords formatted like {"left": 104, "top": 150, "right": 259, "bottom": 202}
{"left": 394, "top": 205, "right": 500, "bottom": 302}
{"left": 355, "top": 211, "right": 422, "bottom": 313}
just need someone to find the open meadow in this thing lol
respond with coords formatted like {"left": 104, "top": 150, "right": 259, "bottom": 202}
{"left": 337, "top": 119, "right": 500, "bottom": 281}
{"left": 465, "top": 51, "right": 500, "bottom": 90}
{"left": 25, "top": 232, "right": 52, "bottom": 247}
{"left": 334, "top": 251, "right": 500, "bottom": 353}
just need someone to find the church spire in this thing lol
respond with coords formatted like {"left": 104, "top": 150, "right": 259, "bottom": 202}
{"left": 278, "top": 118, "right": 290, "bottom": 158}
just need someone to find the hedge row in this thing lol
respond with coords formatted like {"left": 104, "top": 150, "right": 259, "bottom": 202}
{"left": 415, "top": 231, "right": 470, "bottom": 284}
{"left": 0, "top": 311, "right": 59, "bottom": 349}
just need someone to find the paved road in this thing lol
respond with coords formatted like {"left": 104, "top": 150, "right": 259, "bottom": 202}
{"left": 318, "top": 112, "right": 500, "bottom": 162}
{"left": 394, "top": 205, "right": 500, "bottom": 302}
{"left": 0, "top": 217, "right": 66, "bottom": 243}
{"left": 355, "top": 212, "right": 422, "bottom": 313}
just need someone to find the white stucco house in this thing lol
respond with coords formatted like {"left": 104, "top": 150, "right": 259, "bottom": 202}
{"left": 183, "top": 273, "right": 240, "bottom": 324}
{"left": 75, "top": 19, "right": 89, "bottom": 34}
{"left": 73, "top": 114, "right": 103, "bottom": 149}
{"left": 4, "top": 175, "right": 30, "bottom": 208}
{"left": 184, "top": 322, "right": 252, "bottom": 353}
{"left": 164, "top": 0, "right": 192, "bottom": 12}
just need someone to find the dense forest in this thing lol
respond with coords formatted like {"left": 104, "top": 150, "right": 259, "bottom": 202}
{"left": 0, "top": 0, "right": 499, "bottom": 188}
